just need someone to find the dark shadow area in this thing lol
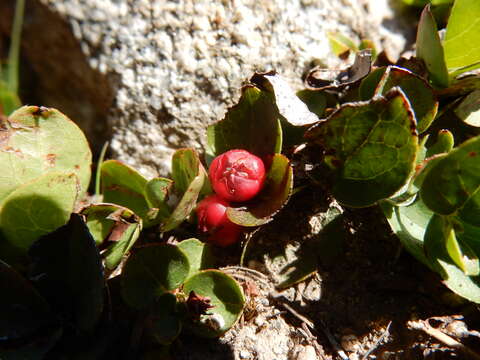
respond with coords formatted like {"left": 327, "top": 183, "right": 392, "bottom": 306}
{"left": 243, "top": 185, "right": 475, "bottom": 358}
{"left": 0, "top": 0, "right": 115, "bottom": 156}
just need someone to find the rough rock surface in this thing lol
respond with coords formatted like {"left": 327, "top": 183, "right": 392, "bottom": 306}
{"left": 1, "top": 0, "right": 411, "bottom": 177}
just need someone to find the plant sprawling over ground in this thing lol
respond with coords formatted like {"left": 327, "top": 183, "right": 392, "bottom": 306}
{"left": 1, "top": 0, "right": 480, "bottom": 358}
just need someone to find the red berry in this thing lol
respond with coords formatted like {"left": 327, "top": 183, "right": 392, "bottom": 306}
{"left": 209, "top": 149, "right": 266, "bottom": 202}
{"left": 196, "top": 194, "right": 242, "bottom": 247}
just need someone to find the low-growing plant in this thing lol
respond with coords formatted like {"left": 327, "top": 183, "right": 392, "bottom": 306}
{"left": 1, "top": 0, "right": 480, "bottom": 358}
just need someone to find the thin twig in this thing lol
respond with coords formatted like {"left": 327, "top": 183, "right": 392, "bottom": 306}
{"left": 361, "top": 321, "right": 392, "bottom": 360}
{"left": 408, "top": 320, "right": 480, "bottom": 360}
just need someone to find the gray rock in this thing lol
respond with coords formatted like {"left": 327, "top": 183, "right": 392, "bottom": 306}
{"left": 0, "top": 0, "right": 412, "bottom": 178}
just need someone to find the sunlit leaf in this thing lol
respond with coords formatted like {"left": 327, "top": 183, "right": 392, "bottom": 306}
{"left": 375, "top": 66, "right": 438, "bottom": 133}
{"left": 444, "top": 0, "right": 480, "bottom": 73}
{"left": 416, "top": 5, "right": 449, "bottom": 87}
{"left": 177, "top": 238, "right": 215, "bottom": 278}
{"left": 455, "top": 90, "right": 480, "bottom": 127}
{"left": 0, "top": 106, "right": 91, "bottom": 204}
{"left": 420, "top": 135, "right": 480, "bottom": 219}
{"left": 227, "top": 154, "right": 293, "bottom": 226}
{"left": 183, "top": 270, "right": 245, "bottom": 338}
{"left": 306, "top": 88, "right": 418, "bottom": 207}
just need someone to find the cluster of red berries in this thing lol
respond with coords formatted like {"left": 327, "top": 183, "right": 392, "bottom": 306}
{"left": 196, "top": 149, "right": 266, "bottom": 247}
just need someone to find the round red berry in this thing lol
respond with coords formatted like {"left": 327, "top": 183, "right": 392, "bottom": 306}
{"left": 209, "top": 149, "right": 266, "bottom": 202}
{"left": 196, "top": 194, "right": 242, "bottom": 247}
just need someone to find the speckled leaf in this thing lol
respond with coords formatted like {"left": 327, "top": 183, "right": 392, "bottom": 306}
{"left": 305, "top": 88, "right": 418, "bottom": 207}
{"left": 121, "top": 244, "right": 190, "bottom": 309}
{"left": 375, "top": 66, "right": 438, "bottom": 133}
{"left": 416, "top": 5, "right": 449, "bottom": 87}
{"left": 0, "top": 106, "right": 91, "bottom": 204}
{"left": 444, "top": 0, "right": 480, "bottom": 73}
{"left": 381, "top": 198, "right": 433, "bottom": 267}
{"left": 455, "top": 90, "right": 480, "bottom": 127}
{"left": 0, "top": 172, "right": 78, "bottom": 250}
{"left": 226, "top": 154, "right": 293, "bottom": 226}
{"left": 250, "top": 72, "right": 319, "bottom": 126}
{"left": 177, "top": 238, "right": 215, "bottom": 278}
{"left": 420, "top": 136, "right": 480, "bottom": 220}
{"left": 28, "top": 214, "right": 105, "bottom": 331}
{"left": 424, "top": 214, "right": 480, "bottom": 302}
{"left": 206, "top": 85, "right": 282, "bottom": 159}
{"left": 183, "top": 270, "right": 245, "bottom": 338}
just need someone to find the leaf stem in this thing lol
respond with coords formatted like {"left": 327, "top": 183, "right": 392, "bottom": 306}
{"left": 7, "top": 0, "right": 26, "bottom": 95}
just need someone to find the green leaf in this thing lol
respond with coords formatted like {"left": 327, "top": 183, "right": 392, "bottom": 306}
{"left": 424, "top": 214, "right": 480, "bottom": 302}
{"left": 305, "top": 88, "right": 419, "bottom": 207}
{"left": 145, "top": 178, "right": 173, "bottom": 210}
{"left": 177, "top": 238, "right": 215, "bottom": 278}
{"left": 420, "top": 135, "right": 480, "bottom": 218}
{"left": 0, "top": 87, "right": 21, "bottom": 116}
{"left": 81, "top": 203, "right": 143, "bottom": 270}
{"left": 101, "top": 160, "right": 162, "bottom": 227}
{"left": 425, "top": 129, "right": 454, "bottom": 158}
{"left": 183, "top": 270, "right": 245, "bottom": 337}
{"left": 444, "top": 0, "right": 480, "bottom": 73}
{"left": 359, "top": 67, "right": 387, "bottom": 101}
{"left": 455, "top": 89, "right": 480, "bottom": 127}
{"left": 146, "top": 293, "right": 182, "bottom": 345}
{"left": 172, "top": 148, "right": 203, "bottom": 195}
{"left": 206, "top": 85, "right": 282, "bottom": 159}
{"left": 28, "top": 214, "right": 105, "bottom": 331}
{"left": 81, "top": 203, "right": 136, "bottom": 245}
{"left": 296, "top": 90, "right": 327, "bottom": 118}
{"left": 250, "top": 72, "right": 319, "bottom": 126}
{"left": 161, "top": 162, "right": 205, "bottom": 232}
{"left": 416, "top": 5, "right": 449, "bottom": 87}
{"left": 0, "top": 172, "right": 78, "bottom": 250}
{"left": 121, "top": 244, "right": 190, "bottom": 309}
{"left": 226, "top": 154, "right": 293, "bottom": 226}
{"left": 0, "top": 106, "right": 92, "bottom": 204}
{"left": 381, "top": 198, "right": 433, "bottom": 267}
{"left": 375, "top": 66, "right": 438, "bottom": 133}
{"left": 327, "top": 32, "right": 358, "bottom": 58}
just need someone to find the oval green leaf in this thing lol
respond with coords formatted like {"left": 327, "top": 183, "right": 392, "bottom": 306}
{"left": 0, "top": 106, "right": 91, "bottom": 204}
{"left": 227, "top": 154, "right": 293, "bottom": 226}
{"left": 0, "top": 172, "right": 78, "bottom": 250}
{"left": 375, "top": 66, "right": 438, "bottom": 133}
{"left": 424, "top": 214, "right": 480, "bottom": 302}
{"left": 416, "top": 5, "right": 449, "bottom": 88}
{"left": 206, "top": 85, "right": 282, "bottom": 160}
{"left": 420, "top": 135, "right": 480, "bottom": 218}
{"left": 444, "top": 0, "right": 480, "bottom": 73}
{"left": 306, "top": 88, "right": 418, "bottom": 207}
{"left": 177, "top": 238, "right": 215, "bottom": 278}
{"left": 183, "top": 270, "right": 245, "bottom": 338}
{"left": 121, "top": 244, "right": 190, "bottom": 309}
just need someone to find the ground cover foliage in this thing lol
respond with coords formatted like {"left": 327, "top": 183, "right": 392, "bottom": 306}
{"left": 1, "top": 0, "right": 480, "bottom": 358}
